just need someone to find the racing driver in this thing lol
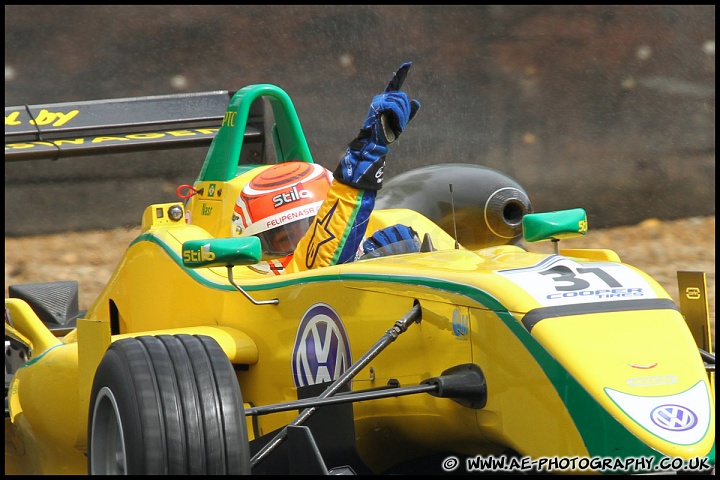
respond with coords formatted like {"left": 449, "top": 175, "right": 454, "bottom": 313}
{"left": 232, "top": 62, "right": 422, "bottom": 274}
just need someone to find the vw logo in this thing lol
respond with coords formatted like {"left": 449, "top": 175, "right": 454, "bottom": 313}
{"left": 650, "top": 404, "right": 698, "bottom": 431}
{"left": 292, "top": 303, "right": 351, "bottom": 388}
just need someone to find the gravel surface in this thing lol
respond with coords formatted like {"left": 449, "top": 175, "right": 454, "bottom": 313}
{"left": 5, "top": 216, "right": 715, "bottom": 339}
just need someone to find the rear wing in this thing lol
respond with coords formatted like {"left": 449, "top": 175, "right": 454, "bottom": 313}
{"left": 6, "top": 85, "right": 316, "bottom": 240}
{"left": 5, "top": 85, "right": 315, "bottom": 180}
{"left": 4, "top": 90, "right": 262, "bottom": 162}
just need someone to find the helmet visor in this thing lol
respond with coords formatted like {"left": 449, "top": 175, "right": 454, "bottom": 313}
{"left": 258, "top": 217, "right": 314, "bottom": 259}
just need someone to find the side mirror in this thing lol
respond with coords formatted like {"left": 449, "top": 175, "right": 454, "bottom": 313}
{"left": 182, "top": 237, "right": 262, "bottom": 269}
{"left": 522, "top": 208, "right": 588, "bottom": 243}
{"left": 182, "top": 236, "right": 278, "bottom": 306}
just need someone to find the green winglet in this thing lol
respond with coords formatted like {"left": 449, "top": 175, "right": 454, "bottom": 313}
{"left": 182, "top": 237, "right": 262, "bottom": 269}
{"left": 522, "top": 208, "right": 588, "bottom": 243}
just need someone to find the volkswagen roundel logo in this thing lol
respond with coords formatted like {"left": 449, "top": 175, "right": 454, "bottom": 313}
{"left": 292, "top": 303, "right": 352, "bottom": 388}
{"left": 650, "top": 404, "right": 698, "bottom": 431}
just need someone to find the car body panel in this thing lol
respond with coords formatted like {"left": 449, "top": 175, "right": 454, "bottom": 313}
{"left": 5, "top": 83, "right": 714, "bottom": 475}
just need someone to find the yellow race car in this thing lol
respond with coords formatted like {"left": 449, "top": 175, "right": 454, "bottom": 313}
{"left": 4, "top": 83, "right": 715, "bottom": 475}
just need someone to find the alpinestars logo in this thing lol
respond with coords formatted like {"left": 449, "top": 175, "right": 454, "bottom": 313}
{"left": 292, "top": 303, "right": 352, "bottom": 388}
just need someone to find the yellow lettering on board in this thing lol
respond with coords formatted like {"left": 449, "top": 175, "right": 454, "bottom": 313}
{"left": 127, "top": 133, "right": 164, "bottom": 139}
{"left": 5, "top": 142, "right": 41, "bottom": 150}
{"left": 31, "top": 109, "right": 80, "bottom": 127}
{"left": 5, "top": 111, "right": 21, "bottom": 126}
{"left": 54, "top": 138, "right": 84, "bottom": 146}
{"left": 91, "top": 136, "right": 129, "bottom": 143}
{"left": 166, "top": 130, "right": 197, "bottom": 137}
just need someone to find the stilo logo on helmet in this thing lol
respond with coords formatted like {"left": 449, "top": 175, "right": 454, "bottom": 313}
{"left": 232, "top": 162, "right": 333, "bottom": 256}
{"left": 272, "top": 185, "right": 312, "bottom": 208}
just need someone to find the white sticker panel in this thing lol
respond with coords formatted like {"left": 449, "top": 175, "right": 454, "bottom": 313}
{"left": 605, "top": 381, "right": 711, "bottom": 445}
{"left": 496, "top": 256, "right": 658, "bottom": 307}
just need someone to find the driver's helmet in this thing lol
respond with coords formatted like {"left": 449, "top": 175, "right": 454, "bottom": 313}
{"left": 232, "top": 162, "right": 333, "bottom": 258}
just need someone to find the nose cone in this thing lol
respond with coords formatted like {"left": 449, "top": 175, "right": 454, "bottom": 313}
{"left": 529, "top": 307, "right": 715, "bottom": 461}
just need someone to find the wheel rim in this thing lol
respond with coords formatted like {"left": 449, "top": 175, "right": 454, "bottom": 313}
{"left": 90, "top": 386, "right": 127, "bottom": 474}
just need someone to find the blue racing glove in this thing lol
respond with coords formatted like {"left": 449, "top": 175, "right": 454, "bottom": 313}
{"left": 362, "top": 224, "right": 421, "bottom": 257}
{"left": 334, "top": 62, "right": 421, "bottom": 190}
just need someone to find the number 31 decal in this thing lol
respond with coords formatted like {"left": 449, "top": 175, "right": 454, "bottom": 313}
{"left": 497, "top": 257, "right": 657, "bottom": 306}
{"left": 539, "top": 265, "right": 621, "bottom": 291}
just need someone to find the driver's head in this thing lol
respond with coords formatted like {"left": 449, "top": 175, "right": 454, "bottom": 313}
{"left": 232, "top": 162, "right": 333, "bottom": 259}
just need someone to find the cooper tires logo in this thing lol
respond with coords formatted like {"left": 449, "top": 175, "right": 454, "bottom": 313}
{"left": 292, "top": 303, "right": 351, "bottom": 388}
{"left": 650, "top": 404, "right": 698, "bottom": 431}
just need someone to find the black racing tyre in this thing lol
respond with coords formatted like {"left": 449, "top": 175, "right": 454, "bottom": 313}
{"left": 87, "top": 334, "right": 250, "bottom": 474}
